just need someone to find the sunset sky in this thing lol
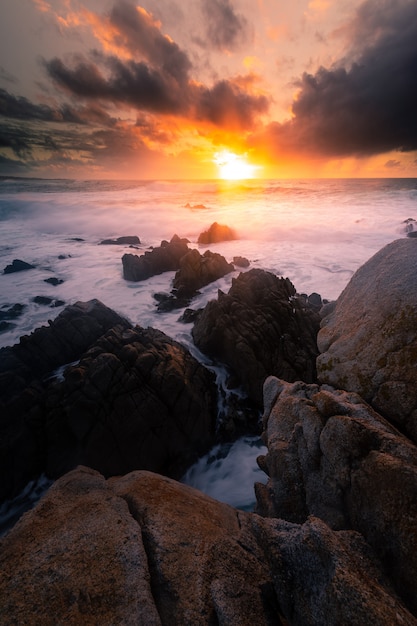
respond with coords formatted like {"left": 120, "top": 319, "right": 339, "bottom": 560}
{"left": 1, "top": 0, "right": 417, "bottom": 179}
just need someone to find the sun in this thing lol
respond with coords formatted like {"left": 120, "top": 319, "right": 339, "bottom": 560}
{"left": 213, "top": 150, "right": 260, "bottom": 180}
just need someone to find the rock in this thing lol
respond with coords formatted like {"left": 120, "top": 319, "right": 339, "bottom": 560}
{"left": 178, "top": 307, "right": 202, "bottom": 323}
{"left": 100, "top": 235, "right": 141, "bottom": 245}
{"left": 0, "top": 300, "right": 131, "bottom": 500}
{"left": 198, "top": 222, "right": 236, "bottom": 244}
{"left": 44, "top": 277, "right": 64, "bottom": 285}
{"left": 0, "top": 466, "right": 414, "bottom": 625}
{"left": 3, "top": 259, "right": 35, "bottom": 274}
{"left": 317, "top": 239, "right": 417, "bottom": 442}
{"left": 172, "top": 249, "right": 234, "bottom": 299}
{"left": 192, "top": 269, "right": 320, "bottom": 405}
{"left": 233, "top": 255, "right": 250, "bottom": 268}
{"left": 33, "top": 296, "right": 65, "bottom": 307}
{"left": 0, "top": 303, "right": 25, "bottom": 321}
{"left": 43, "top": 325, "right": 217, "bottom": 481}
{"left": 122, "top": 235, "right": 189, "bottom": 281}
{"left": 256, "top": 376, "right": 417, "bottom": 614}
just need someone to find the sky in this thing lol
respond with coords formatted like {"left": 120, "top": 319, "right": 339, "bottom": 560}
{"left": 1, "top": 0, "right": 417, "bottom": 179}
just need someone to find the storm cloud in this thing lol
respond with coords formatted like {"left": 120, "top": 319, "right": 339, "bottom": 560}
{"left": 201, "top": 0, "right": 249, "bottom": 51}
{"left": 265, "top": 0, "right": 417, "bottom": 157}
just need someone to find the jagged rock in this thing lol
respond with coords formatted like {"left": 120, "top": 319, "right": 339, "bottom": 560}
{"left": 0, "top": 303, "right": 25, "bottom": 321}
{"left": 317, "top": 238, "right": 417, "bottom": 442}
{"left": 172, "top": 248, "right": 234, "bottom": 298}
{"left": 32, "top": 296, "right": 65, "bottom": 307}
{"left": 233, "top": 255, "right": 250, "bottom": 268}
{"left": 192, "top": 269, "right": 320, "bottom": 405}
{"left": 0, "top": 466, "right": 414, "bottom": 625}
{"left": 3, "top": 259, "right": 35, "bottom": 274}
{"left": 0, "top": 300, "right": 217, "bottom": 501}
{"left": 122, "top": 234, "right": 189, "bottom": 281}
{"left": 44, "top": 325, "right": 217, "bottom": 480}
{"left": 198, "top": 222, "right": 236, "bottom": 244}
{"left": 44, "top": 277, "right": 64, "bottom": 286}
{"left": 256, "top": 376, "right": 417, "bottom": 615}
{"left": 100, "top": 235, "right": 141, "bottom": 245}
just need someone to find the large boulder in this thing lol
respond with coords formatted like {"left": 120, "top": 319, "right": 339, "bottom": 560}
{"left": 192, "top": 269, "right": 320, "bottom": 405}
{"left": 172, "top": 248, "right": 234, "bottom": 298}
{"left": 0, "top": 302, "right": 217, "bottom": 502}
{"left": 0, "top": 466, "right": 414, "bottom": 625}
{"left": 317, "top": 238, "right": 417, "bottom": 441}
{"left": 44, "top": 325, "right": 217, "bottom": 480}
{"left": 122, "top": 235, "right": 189, "bottom": 281}
{"left": 256, "top": 376, "right": 417, "bottom": 614}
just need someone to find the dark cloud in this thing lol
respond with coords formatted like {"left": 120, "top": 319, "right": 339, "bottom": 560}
{"left": 201, "top": 0, "right": 248, "bottom": 51}
{"left": 196, "top": 79, "right": 268, "bottom": 129}
{"left": 263, "top": 0, "right": 417, "bottom": 157}
{"left": 109, "top": 1, "right": 192, "bottom": 83}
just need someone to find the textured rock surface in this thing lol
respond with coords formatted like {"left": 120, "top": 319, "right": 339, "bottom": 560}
{"left": 1, "top": 466, "right": 414, "bottom": 625}
{"left": 122, "top": 235, "right": 189, "bottom": 281}
{"left": 172, "top": 248, "right": 234, "bottom": 298}
{"left": 317, "top": 238, "right": 417, "bottom": 441}
{"left": 0, "top": 301, "right": 217, "bottom": 501}
{"left": 193, "top": 269, "right": 320, "bottom": 405}
{"left": 256, "top": 376, "right": 417, "bottom": 614}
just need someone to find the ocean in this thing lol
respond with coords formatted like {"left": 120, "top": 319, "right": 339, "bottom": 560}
{"left": 1, "top": 176, "right": 416, "bottom": 521}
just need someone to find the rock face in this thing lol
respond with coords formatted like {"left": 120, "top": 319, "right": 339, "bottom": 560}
{"left": 0, "top": 300, "right": 217, "bottom": 501}
{"left": 100, "top": 235, "right": 140, "bottom": 245}
{"left": 192, "top": 269, "right": 321, "bottom": 405}
{"left": 317, "top": 238, "right": 417, "bottom": 442}
{"left": 198, "top": 222, "right": 236, "bottom": 244}
{"left": 172, "top": 248, "right": 234, "bottom": 298}
{"left": 122, "top": 235, "right": 189, "bottom": 281}
{"left": 0, "top": 466, "right": 415, "bottom": 625}
{"left": 256, "top": 376, "right": 417, "bottom": 615}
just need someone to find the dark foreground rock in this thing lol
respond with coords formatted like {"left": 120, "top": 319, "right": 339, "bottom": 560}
{"left": 193, "top": 269, "right": 321, "bottom": 405}
{"left": 0, "top": 300, "right": 217, "bottom": 501}
{"left": 0, "top": 466, "right": 414, "bottom": 625}
{"left": 256, "top": 377, "right": 417, "bottom": 615}
{"left": 317, "top": 238, "right": 417, "bottom": 443}
{"left": 198, "top": 222, "right": 236, "bottom": 244}
{"left": 122, "top": 235, "right": 189, "bottom": 281}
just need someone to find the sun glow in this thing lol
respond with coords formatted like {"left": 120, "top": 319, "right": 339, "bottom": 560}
{"left": 213, "top": 150, "right": 260, "bottom": 180}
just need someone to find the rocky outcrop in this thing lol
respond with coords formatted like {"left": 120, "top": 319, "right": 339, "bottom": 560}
{"left": 317, "top": 238, "right": 417, "bottom": 442}
{"left": 0, "top": 300, "right": 217, "bottom": 502}
{"left": 192, "top": 269, "right": 321, "bottom": 405}
{"left": 0, "top": 466, "right": 414, "bottom": 625}
{"left": 198, "top": 222, "right": 236, "bottom": 244}
{"left": 122, "top": 235, "right": 189, "bottom": 281}
{"left": 44, "top": 325, "right": 217, "bottom": 480}
{"left": 172, "top": 248, "right": 234, "bottom": 298}
{"left": 256, "top": 376, "right": 417, "bottom": 614}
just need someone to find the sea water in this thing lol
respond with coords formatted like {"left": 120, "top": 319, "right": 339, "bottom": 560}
{"left": 0, "top": 176, "right": 416, "bottom": 523}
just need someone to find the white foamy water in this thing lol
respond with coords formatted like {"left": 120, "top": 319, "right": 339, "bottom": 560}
{"left": 0, "top": 176, "right": 416, "bottom": 517}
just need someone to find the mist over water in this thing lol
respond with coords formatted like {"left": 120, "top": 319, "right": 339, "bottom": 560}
{"left": 1, "top": 177, "right": 416, "bottom": 513}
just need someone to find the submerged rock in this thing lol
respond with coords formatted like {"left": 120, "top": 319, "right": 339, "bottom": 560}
{"left": 100, "top": 235, "right": 141, "bottom": 245}
{"left": 0, "top": 466, "right": 414, "bottom": 625}
{"left": 317, "top": 238, "right": 417, "bottom": 442}
{"left": 122, "top": 234, "right": 189, "bottom": 281}
{"left": 193, "top": 269, "right": 320, "bottom": 405}
{"left": 256, "top": 376, "right": 417, "bottom": 615}
{"left": 3, "top": 259, "right": 35, "bottom": 274}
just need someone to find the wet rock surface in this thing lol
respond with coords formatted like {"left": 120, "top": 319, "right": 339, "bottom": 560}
{"left": 197, "top": 222, "right": 236, "bottom": 244}
{"left": 193, "top": 269, "right": 321, "bottom": 405}
{"left": 122, "top": 235, "right": 189, "bottom": 281}
{"left": 0, "top": 299, "right": 217, "bottom": 502}
{"left": 3, "top": 259, "right": 35, "bottom": 273}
